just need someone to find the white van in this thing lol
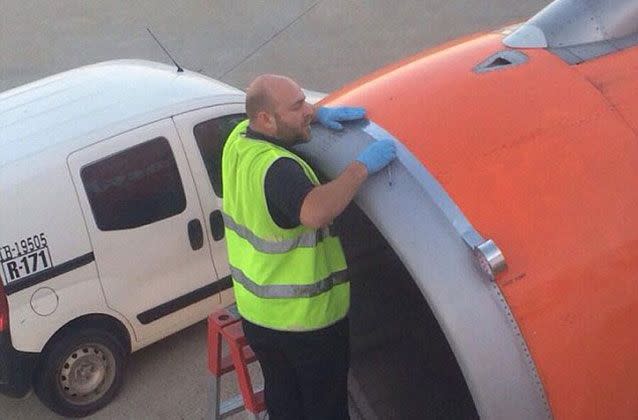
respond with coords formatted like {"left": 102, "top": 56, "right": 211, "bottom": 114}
{"left": 0, "top": 60, "right": 249, "bottom": 417}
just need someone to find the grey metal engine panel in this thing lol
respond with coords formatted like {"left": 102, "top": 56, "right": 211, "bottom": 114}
{"left": 295, "top": 121, "right": 552, "bottom": 419}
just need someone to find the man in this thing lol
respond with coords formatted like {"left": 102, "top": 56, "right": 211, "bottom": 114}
{"left": 221, "top": 74, "right": 396, "bottom": 420}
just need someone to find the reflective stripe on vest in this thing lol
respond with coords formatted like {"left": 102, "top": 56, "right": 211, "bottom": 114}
{"left": 230, "top": 265, "right": 348, "bottom": 298}
{"left": 222, "top": 212, "right": 330, "bottom": 254}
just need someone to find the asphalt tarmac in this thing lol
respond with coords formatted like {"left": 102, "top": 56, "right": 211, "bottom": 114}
{"left": 0, "top": 1, "right": 549, "bottom": 418}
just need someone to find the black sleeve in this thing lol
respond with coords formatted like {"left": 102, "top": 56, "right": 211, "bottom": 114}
{"left": 264, "top": 157, "right": 315, "bottom": 229}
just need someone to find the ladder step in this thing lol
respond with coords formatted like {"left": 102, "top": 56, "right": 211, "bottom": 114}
{"left": 223, "top": 322, "right": 249, "bottom": 346}
{"left": 219, "top": 393, "right": 246, "bottom": 418}
{"left": 218, "top": 347, "right": 257, "bottom": 375}
{"left": 219, "top": 387, "right": 265, "bottom": 418}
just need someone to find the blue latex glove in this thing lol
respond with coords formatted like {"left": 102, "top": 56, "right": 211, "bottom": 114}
{"left": 356, "top": 139, "right": 397, "bottom": 174}
{"left": 315, "top": 106, "right": 366, "bottom": 130}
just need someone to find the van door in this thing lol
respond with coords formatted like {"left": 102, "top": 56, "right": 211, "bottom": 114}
{"left": 172, "top": 104, "right": 245, "bottom": 307}
{"left": 68, "top": 118, "right": 226, "bottom": 344}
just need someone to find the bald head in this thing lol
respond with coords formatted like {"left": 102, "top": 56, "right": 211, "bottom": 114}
{"left": 245, "top": 74, "right": 315, "bottom": 143}
{"left": 245, "top": 74, "right": 297, "bottom": 121}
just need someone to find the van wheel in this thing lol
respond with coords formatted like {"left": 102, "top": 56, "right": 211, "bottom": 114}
{"left": 34, "top": 328, "right": 127, "bottom": 418}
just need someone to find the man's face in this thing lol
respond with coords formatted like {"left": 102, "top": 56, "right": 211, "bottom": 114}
{"left": 272, "top": 82, "right": 315, "bottom": 144}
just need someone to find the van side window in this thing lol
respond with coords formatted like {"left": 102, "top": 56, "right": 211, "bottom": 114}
{"left": 81, "top": 137, "right": 187, "bottom": 231}
{"left": 193, "top": 114, "right": 246, "bottom": 198}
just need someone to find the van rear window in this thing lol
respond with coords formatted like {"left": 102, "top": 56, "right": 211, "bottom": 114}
{"left": 81, "top": 137, "right": 186, "bottom": 231}
{"left": 193, "top": 114, "right": 246, "bottom": 198}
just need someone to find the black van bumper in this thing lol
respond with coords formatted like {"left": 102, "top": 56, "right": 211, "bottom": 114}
{"left": 0, "top": 331, "right": 38, "bottom": 398}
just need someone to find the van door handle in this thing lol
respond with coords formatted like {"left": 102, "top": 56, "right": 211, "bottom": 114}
{"left": 187, "top": 219, "right": 204, "bottom": 250}
{"left": 210, "top": 210, "right": 225, "bottom": 241}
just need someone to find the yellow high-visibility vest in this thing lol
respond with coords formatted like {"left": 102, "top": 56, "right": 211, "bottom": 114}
{"left": 221, "top": 119, "right": 349, "bottom": 331}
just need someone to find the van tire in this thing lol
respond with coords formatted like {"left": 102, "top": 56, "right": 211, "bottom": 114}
{"left": 33, "top": 328, "right": 127, "bottom": 418}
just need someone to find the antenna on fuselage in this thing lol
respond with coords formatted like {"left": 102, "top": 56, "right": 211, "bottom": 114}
{"left": 146, "top": 27, "right": 184, "bottom": 72}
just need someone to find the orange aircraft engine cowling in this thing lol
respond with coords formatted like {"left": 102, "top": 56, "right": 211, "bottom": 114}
{"left": 324, "top": 31, "right": 638, "bottom": 419}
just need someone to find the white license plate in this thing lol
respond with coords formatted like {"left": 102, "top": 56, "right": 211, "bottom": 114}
{"left": 1, "top": 247, "right": 53, "bottom": 283}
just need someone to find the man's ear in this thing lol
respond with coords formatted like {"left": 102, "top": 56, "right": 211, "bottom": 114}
{"left": 258, "top": 111, "right": 276, "bottom": 130}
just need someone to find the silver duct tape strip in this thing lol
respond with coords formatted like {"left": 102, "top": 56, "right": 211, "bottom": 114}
{"left": 298, "top": 120, "right": 508, "bottom": 278}
{"left": 361, "top": 121, "right": 507, "bottom": 278}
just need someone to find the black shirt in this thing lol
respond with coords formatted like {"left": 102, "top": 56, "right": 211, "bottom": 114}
{"left": 245, "top": 127, "right": 315, "bottom": 229}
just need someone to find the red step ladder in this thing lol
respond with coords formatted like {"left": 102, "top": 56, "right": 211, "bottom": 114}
{"left": 207, "top": 305, "right": 266, "bottom": 419}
